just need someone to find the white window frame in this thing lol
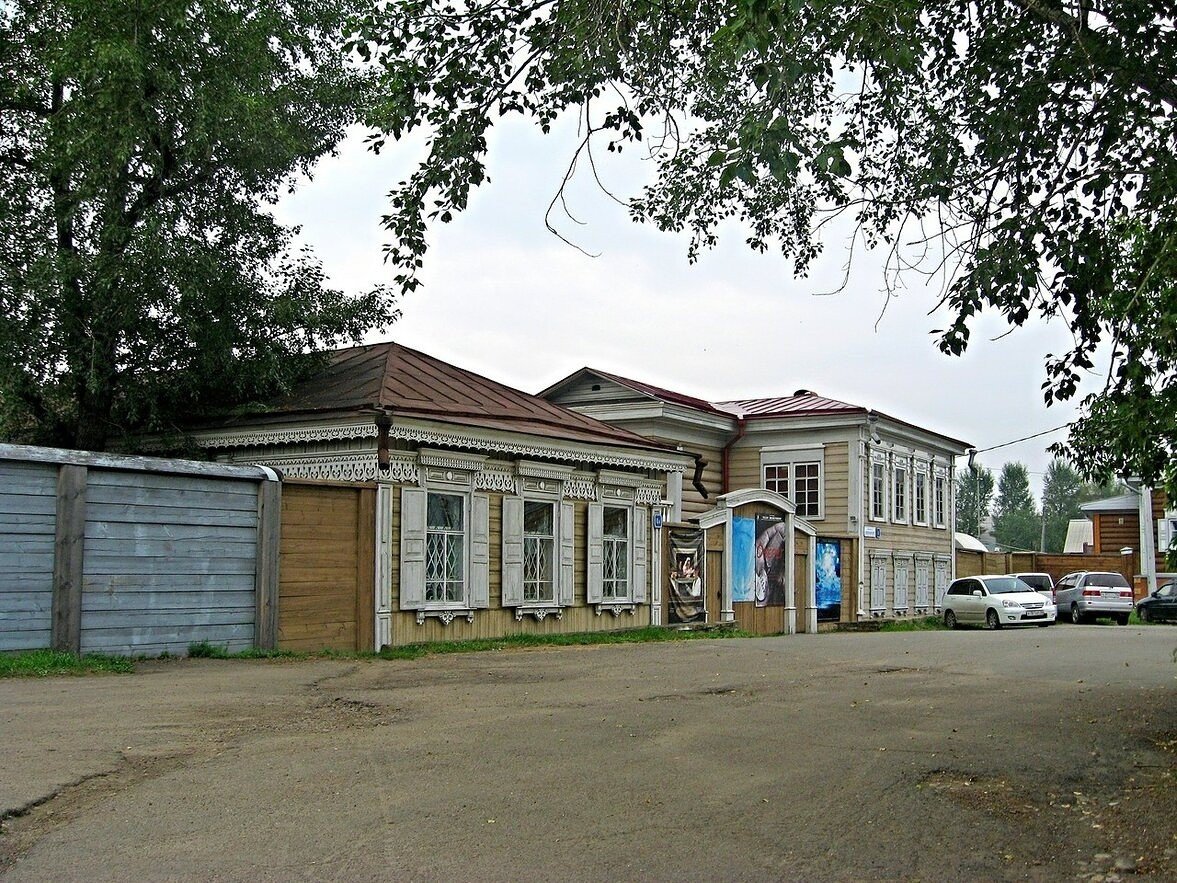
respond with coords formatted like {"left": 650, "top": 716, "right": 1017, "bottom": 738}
{"left": 522, "top": 500, "right": 557, "bottom": 603}
{"left": 892, "top": 459, "right": 909, "bottom": 524}
{"left": 933, "top": 469, "right": 948, "bottom": 529}
{"left": 761, "top": 447, "right": 824, "bottom": 521}
{"left": 425, "top": 490, "right": 467, "bottom": 604}
{"left": 914, "top": 464, "right": 928, "bottom": 526}
{"left": 602, "top": 504, "right": 631, "bottom": 601}
{"left": 869, "top": 452, "right": 888, "bottom": 522}
{"left": 588, "top": 482, "right": 649, "bottom": 614}
{"left": 502, "top": 470, "right": 577, "bottom": 619}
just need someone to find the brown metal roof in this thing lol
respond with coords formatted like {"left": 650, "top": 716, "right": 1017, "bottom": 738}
{"left": 235, "top": 342, "right": 673, "bottom": 453}
{"left": 548, "top": 367, "right": 735, "bottom": 417}
{"left": 717, "top": 392, "right": 866, "bottom": 418}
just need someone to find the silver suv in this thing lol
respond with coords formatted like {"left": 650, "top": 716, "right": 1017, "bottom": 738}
{"left": 1053, "top": 571, "right": 1133, "bottom": 625}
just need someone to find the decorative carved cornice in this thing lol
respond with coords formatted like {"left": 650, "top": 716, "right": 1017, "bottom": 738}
{"left": 248, "top": 452, "right": 379, "bottom": 483}
{"left": 385, "top": 453, "right": 419, "bottom": 484}
{"left": 635, "top": 485, "right": 663, "bottom": 506}
{"left": 517, "top": 460, "right": 578, "bottom": 481}
{"left": 417, "top": 448, "right": 489, "bottom": 472}
{"left": 395, "top": 425, "right": 683, "bottom": 472}
{"left": 476, "top": 469, "right": 517, "bottom": 494}
{"left": 197, "top": 421, "right": 378, "bottom": 449}
{"left": 563, "top": 477, "right": 598, "bottom": 501}
{"left": 514, "top": 606, "right": 564, "bottom": 622}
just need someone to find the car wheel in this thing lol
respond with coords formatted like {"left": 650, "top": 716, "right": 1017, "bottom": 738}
{"left": 1117, "top": 614, "right": 1129, "bottom": 626}
{"left": 1138, "top": 609, "right": 1150, "bottom": 623}
{"left": 1071, "top": 604, "right": 1084, "bottom": 625}
{"left": 944, "top": 609, "right": 957, "bottom": 630}
{"left": 1037, "top": 622, "right": 1050, "bottom": 627}
{"left": 986, "top": 608, "right": 1001, "bottom": 630}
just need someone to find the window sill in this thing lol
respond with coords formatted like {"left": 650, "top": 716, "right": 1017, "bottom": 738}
{"left": 513, "top": 605, "right": 563, "bottom": 622}
{"left": 595, "top": 602, "right": 638, "bottom": 617}
{"left": 414, "top": 607, "right": 476, "bottom": 626}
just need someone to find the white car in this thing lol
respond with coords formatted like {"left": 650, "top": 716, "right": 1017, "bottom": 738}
{"left": 942, "top": 575, "right": 1057, "bottom": 629}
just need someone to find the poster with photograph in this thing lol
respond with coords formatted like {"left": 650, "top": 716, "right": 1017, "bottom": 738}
{"left": 816, "top": 539, "right": 843, "bottom": 621}
{"left": 732, "top": 517, "right": 755, "bottom": 602}
{"left": 754, "top": 516, "right": 788, "bottom": 607}
{"left": 667, "top": 527, "right": 706, "bottom": 624}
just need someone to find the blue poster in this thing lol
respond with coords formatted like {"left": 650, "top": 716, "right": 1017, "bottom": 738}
{"left": 816, "top": 539, "right": 843, "bottom": 621}
{"left": 732, "top": 517, "right": 756, "bottom": 602}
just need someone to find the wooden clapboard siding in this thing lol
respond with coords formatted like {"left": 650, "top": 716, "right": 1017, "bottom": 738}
{"left": 727, "top": 442, "right": 850, "bottom": 529}
{"left": 822, "top": 442, "right": 850, "bottom": 527}
{"left": 80, "top": 470, "right": 259, "bottom": 655}
{"left": 794, "top": 548, "right": 808, "bottom": 633}
{"left": 726, "top": 446, "right": 760, "bottom": 495}
{"left": 388, "top": 495, "right": 652, "bottom": 646}
{"left": 0, "top": 460, "right": 57, "bottom": 650}
{"left": 278, "top": 483, "right": 376, "bottom": 652}
{"left": 682, "top": 444, "right": 724, "bottom": 518}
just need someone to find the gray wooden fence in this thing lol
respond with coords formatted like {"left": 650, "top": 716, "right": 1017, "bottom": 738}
{"left": 0, "top": 444, "right": 279, "bottom": 656}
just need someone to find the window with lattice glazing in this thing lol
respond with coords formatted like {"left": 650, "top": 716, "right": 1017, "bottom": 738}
{"left": 523, "top": 501, "right": 555, "bottom": 602}
{"left": 764, "top": 464, "right": 789, "bottom": 495}
{"left": 934, "top": 474, "right": 947, "bottom": 527}
{"left": 426, "top": 492, "right": 464, "bottom": 602}
{"left": 793, "top": 463, "right": 820, "bottom": 518}
{"left": 602, "top": 506, "right": 630, "bottom": 599}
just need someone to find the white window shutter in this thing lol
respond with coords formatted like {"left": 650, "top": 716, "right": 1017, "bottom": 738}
{"left": 399, "top": 487, "right": 427, "bottom": 610}
{"left": 632, "top": 506, "right": 648, "bottom": 603}
{"left": 587, "top": 502, "right": 604, "bottom": 604}
{"left": 501, "top": 496, "right": 524, "bottom": 607}
{"left": 469, "top": 493, "right": 490, "bottom": 608}
{"left": 558, "top": 501, "right": 575, "bottom": 606}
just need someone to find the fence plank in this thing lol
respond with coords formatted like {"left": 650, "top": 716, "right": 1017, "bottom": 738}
{"left": 51, "top": 465, "right": 86, "bottom": 653}
{"left": 255, "top": 479, "right": 281, "bottom": 650}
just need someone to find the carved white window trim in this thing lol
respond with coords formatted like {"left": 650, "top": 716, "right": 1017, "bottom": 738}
{"left": 416, "top": 608, "right": 476, "bottom": 626}
{"left": 515, "top": 606, "right": 563, "bottom": 622}
{"left": 869, "top": 451, "right": 888, "bottom": 523}
{"left": 595, "top": 603, "right": 638, "bottom": 617}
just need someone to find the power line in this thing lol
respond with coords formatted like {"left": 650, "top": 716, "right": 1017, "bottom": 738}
{"left": 971, "top": 422, "right": 1073, "bottom": 456}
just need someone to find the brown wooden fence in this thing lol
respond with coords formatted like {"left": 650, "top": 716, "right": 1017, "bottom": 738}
{"left": 277, "top": 481, "right": 376, "bottom": 652}
{"left": 956, "top": 550, "right": 1135, "bottom": 587}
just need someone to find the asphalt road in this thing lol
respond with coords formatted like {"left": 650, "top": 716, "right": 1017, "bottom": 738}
{"left": 2, "top": 625, "right": 1175, "bottom": 882}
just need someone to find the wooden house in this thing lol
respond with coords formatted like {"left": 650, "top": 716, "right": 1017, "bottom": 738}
{"left": 184, "top": 343, "right": 697, "bottom": 649}
{"left": 541, "top": 369, "right": 972, "bottom": 623}
{"left": 1080, "top": 487, "right": 1174, "bottom": 594}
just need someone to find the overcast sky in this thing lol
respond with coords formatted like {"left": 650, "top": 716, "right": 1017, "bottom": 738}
{"left": 276, "top": 117, "right": 1107, "bottom": 500}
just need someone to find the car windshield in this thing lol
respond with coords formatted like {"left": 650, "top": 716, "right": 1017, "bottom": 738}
{"left": 985, "top": 577, "right": 1030, "bottom": 594}
{"left": 1086, "top": 573, "right": 1129, "bottom": 588}
{"left": 1017, "top": 575, "right": 1051, "bottom": 591}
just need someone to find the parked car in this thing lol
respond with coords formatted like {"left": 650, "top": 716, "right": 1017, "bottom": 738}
{"left": 942, "top": 575, "right": 1056, "bottom": 629}
{"left": 1053, "top": 571, "right": 1133, "bottom": 625}
{"left": 1008, "top": 572, "right": 1055, "bottom": 602}
{"left": 1136, "top": 581, "right": 1177, "bottom": 623}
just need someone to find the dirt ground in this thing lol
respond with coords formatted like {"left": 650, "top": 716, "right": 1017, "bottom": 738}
{"left": 1, "top": 626, "right": 1174, "bottom": 882}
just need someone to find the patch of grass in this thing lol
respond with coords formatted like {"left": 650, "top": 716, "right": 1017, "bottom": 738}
{"left": 878, "top": 616, "right": 947, "bottom": 633}
{"left": 0, "top": 649, "right": 135, "bottom": 678}
{"left": 376, "top": 625, "right": 751, "bottom": 660}
{"left": 186, "top": 642, "right": 306, "bottom": 660}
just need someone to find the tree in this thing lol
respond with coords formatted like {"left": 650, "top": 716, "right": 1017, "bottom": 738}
{"left": 1040, "top": 458, "right": 1126, "bottom": 552}
{"left": 0, "top": 0, "right": 398, "bottom": 451}
{"left": 1040, "top": 459, "right": 1085, "bottom": 553}
{"left": 355, "top": 0, "right": 1176, "bottom": 498}
{"left": 955, "top": 466, "right": 993, "bottom": 539}
{"left": 993, "top": 463, "right": 1040, "bottom": 552}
